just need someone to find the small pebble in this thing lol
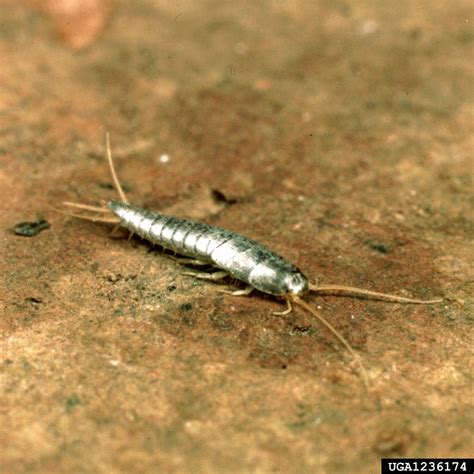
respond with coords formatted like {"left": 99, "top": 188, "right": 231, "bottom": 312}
{"left": 14, "top": 219, "right": 50, "bottom": 237}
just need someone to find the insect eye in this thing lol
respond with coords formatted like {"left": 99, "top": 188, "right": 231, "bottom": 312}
{"left": 286, "top": 273, "right": 309, "bottom": 295}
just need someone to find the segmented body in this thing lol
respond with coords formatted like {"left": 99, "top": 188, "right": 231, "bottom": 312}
{"left": 108, "top": 200, "right": 309, "bottom": 296}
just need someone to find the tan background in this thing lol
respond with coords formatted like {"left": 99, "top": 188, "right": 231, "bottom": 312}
{"left": 1, "top": 1, "right": 472, "bottom": 472}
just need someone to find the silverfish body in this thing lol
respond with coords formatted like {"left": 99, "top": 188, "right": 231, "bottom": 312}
{"left": 58, "top": 136, "right": 442, "bottom": 390}
{"left": 108, "top": 200, "right": 309, "bottom": 296}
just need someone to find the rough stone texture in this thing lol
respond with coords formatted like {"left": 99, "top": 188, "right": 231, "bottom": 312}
{"left": 1, "top": 1, "right": 472, "bottom": 473}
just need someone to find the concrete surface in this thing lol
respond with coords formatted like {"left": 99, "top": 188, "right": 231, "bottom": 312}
{"left": 1, "top": 1, "right": 472, "bottom": 472}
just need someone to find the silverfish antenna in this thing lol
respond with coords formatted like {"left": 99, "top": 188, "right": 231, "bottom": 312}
{"left": 291, "top": 295, "right": 369, "bottom": 389}
{"left": 309, "top": 284, "right": 442, "bottom": 304}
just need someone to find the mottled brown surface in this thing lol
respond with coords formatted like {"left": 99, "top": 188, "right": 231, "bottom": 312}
{"left": 1, "top": 1, "right": 473, "bottom": 473}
